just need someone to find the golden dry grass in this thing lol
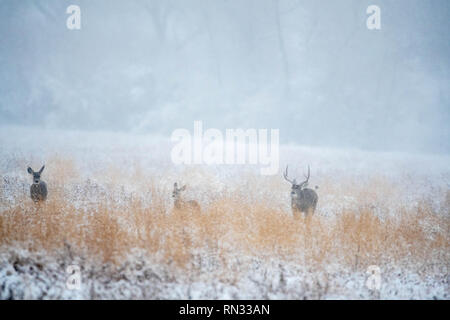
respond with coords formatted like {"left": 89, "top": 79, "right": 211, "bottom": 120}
{"left": 1, "top": 157, "right": 449, "bottom": 272}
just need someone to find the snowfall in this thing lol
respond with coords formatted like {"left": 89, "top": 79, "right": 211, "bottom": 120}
{"left": 0, "top": 125, "right": 448, "bottom": 299}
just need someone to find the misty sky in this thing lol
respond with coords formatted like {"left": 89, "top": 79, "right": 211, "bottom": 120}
{"left": 0, "top": 0, "right": 449, "bottom": 154}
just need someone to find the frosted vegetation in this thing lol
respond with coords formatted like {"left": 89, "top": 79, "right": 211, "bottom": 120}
{"left": 1, "top": 1, "right": 448, "bottom": 299}
{"left": 0, "top": 127, "right": 448, "bottom": 299}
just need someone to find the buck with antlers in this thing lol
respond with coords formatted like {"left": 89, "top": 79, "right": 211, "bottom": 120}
{"left": 283, "top": 165, "right": 318, "bottom": 218}
{"left": 172, "top": 182, "right": 200, "bottom": 213}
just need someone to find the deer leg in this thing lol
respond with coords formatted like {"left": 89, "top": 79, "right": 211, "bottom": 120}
{"left": 293, "top": 209, "right": 302, "bottom": 220}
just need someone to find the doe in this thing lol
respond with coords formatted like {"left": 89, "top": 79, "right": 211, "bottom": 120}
{"left": 27, "top": 165, "right": 48, "bottom": 203}
{"left": 172, "top": 182, "right": 200, "bottom": 213}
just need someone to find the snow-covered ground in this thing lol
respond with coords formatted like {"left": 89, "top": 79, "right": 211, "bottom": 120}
{"left": 1, "top": 247, "right": 448, "bottom": 300}
{"left": 0, "top": 126, "right": 449, "bottom": 299}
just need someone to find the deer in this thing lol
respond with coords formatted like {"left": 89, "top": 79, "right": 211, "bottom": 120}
{"left": 172, "top": 182, "right": 200, "bottom": 213}
{"left": 27, "top": 165, "right": 48, "bottom": 203}
{"left": 283, "top": 165, "right": 318, "bottom": 219}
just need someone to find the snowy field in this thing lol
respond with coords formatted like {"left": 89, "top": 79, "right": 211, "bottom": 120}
{"left": 0, "top": 126, "right": 449, "bottom": 299}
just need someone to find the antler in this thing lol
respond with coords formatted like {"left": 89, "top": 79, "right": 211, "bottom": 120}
{"left": 298, "top": 165, "right": 310, "bottom": 188}
{"left": 283, "top": 165, "right": 295, "bottom": 184}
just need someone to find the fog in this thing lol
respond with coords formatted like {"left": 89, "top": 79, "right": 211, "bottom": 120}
{"left": 0, "top": 0, "right": 448, "bottom": 154}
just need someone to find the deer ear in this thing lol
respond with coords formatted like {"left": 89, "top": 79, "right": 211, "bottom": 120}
{"left": 180, "top": 185, "right": 186, "bottom": 191}
{"left": 27, "top": 167, "right": 33, "bottom": 174}
{"left": 39, "top": 165, "right": 45, "bottom": 174}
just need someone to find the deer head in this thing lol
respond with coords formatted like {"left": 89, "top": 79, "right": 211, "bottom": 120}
{"left": 283, "top": 165, "right": 310, "bottom": 193}
{"left": 172, "top": 182, "right": 186, "bottom": 200}
{"left": 27, "top": 165, "right": 45, "bottom": 184}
